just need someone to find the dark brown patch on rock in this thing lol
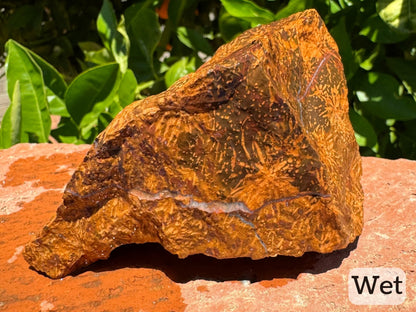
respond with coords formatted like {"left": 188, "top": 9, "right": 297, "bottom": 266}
{"left": 24, "top": 9, "right": 363, "bottom": 279}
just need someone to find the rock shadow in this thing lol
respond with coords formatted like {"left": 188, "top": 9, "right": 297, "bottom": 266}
{"left": 78, "top": 237, "right": 359, "bottom": 283}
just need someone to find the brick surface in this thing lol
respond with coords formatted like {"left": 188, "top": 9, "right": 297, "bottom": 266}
{"left": 0, "top": 143, "right": 415, "bottom": 311}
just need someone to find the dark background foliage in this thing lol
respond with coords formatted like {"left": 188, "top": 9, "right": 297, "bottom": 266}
{"left": 1, "top": 0, "right": 415, "bottom": 159}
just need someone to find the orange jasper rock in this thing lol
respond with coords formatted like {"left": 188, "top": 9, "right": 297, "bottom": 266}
{"left": 24, "top": 9, "right": 363, "bottom": 279}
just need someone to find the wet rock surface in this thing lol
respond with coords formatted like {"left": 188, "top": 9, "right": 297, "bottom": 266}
{"left": 0, "top": 144, "right": 415, "bottom": 311}
{"left": 24, "top": 9, "right": 362, "bottom": 279}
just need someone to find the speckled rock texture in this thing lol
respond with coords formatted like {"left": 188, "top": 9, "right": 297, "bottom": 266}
{"left": 0, "top": 143, "right": 415, "bottom": 311}
{"left": 23, "top": 9, "right": 363, "bottom": 279}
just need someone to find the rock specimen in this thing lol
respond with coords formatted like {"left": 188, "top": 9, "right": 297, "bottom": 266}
{"left": 24, "top": 9, "right": 363, "bottom": 279}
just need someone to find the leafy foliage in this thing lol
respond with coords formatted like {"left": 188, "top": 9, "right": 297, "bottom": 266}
{"left": 1, "top": 40, "right": 52, "bottom": 147}
{"left": 1, "top": 0, "right": 415, "bottom": 159}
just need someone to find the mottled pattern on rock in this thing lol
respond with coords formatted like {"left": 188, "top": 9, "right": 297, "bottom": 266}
{"left": 0, "top": 144, "right": 415, "bottom": 311}
{"left": 23, "top": 9, "right": 363, "bottom": 279}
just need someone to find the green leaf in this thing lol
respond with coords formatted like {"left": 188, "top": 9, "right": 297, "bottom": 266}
{"left": 275, "top": 0, "right": 312, "bottom": 21}
{"left": 51, "top": 117, "right": 79, "bottom": 144}
{"left": 0, "top": 81, "right": 22, "bottom": 148}
{"left": 328, "top": 0, "right": 342, "bottom": 14}
{"left": 25, "top": 48, "right": 68, "bottom": 117}
{"left": 349, "top": 108, "right": 378, "bottom": 149}
{"left": 25, "top": 50, "right": 69, "bottom": 117}
{"left": 27, "top": 50, "right": 67, "bottom": 99}
{"left": 135, "top": 80, "right": 156, "bottom": 99}
{"left": 65, "top": 63, "right": 120, "bottom": 125}
{"left": 219, "top": 9, "right": 251, "bottom": 41}
{"left": 377, "top": 0, "right": 416, "bottom": 33}
{"left": 78, "top": 69, "right": 124, "bottom": 140}
{"left": 359, "top": 14, "right": 409, "bottom": 43}
{"left": 330, "top": 17, "right": 358, "bottom": 80}
{"left": 7, "top": 40, "right": 67, "bottom": 96}
{"left": 97, "top": 0, "right": 129, "bottom": 72}
{"left": 165, "top": 57, "right": 196, "bottom": 87}
{"left": 3, "top": 40, "right": 68, "bottom": 122}
{"left": 97, "top": 0, "right": 118, "bottom": 52}
{"left": 355, "top": 72, "right": 416, "bottom": 120}
{"left": 1, "top": 40, "right": 51, "bottom": 146}
{"left": 9, "top": 41, "right": 68, "bottom": 117}
{"left": 386, "top": 58, "right": 416, "bottom": 98}
{"left": 359, "top": 44, "right": 384, "bottom": 71}
{"left": 126, "top": 6, "right": 161, "bottom": 82}
{"left": 177, "top": 27, "right": 214, "bottom": 55}
{"left": 114, "top": 15, "right": 130, "bottom": 73}
{"left": 46, "top": 88, "right": 69, "bottom": 117}
{"left": 97, "top": 112, "right": 114, "bottom": 133}
{"left": 117, "top": 69, "right": 137, "bottom": 108}
{"left": 124, "top": 0, "right": 153, "bottom": 21}
{"left": 220, "top": 0, "right": 275, "bottom": 26}
{"left": 108, "top": 69, "right": 137, "bottom": 116}
{"left": 79, "top": 42, "right": 114, "bottom": 65}
{"left": 82, "top": 48, "right": 114, "bottom": 67}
